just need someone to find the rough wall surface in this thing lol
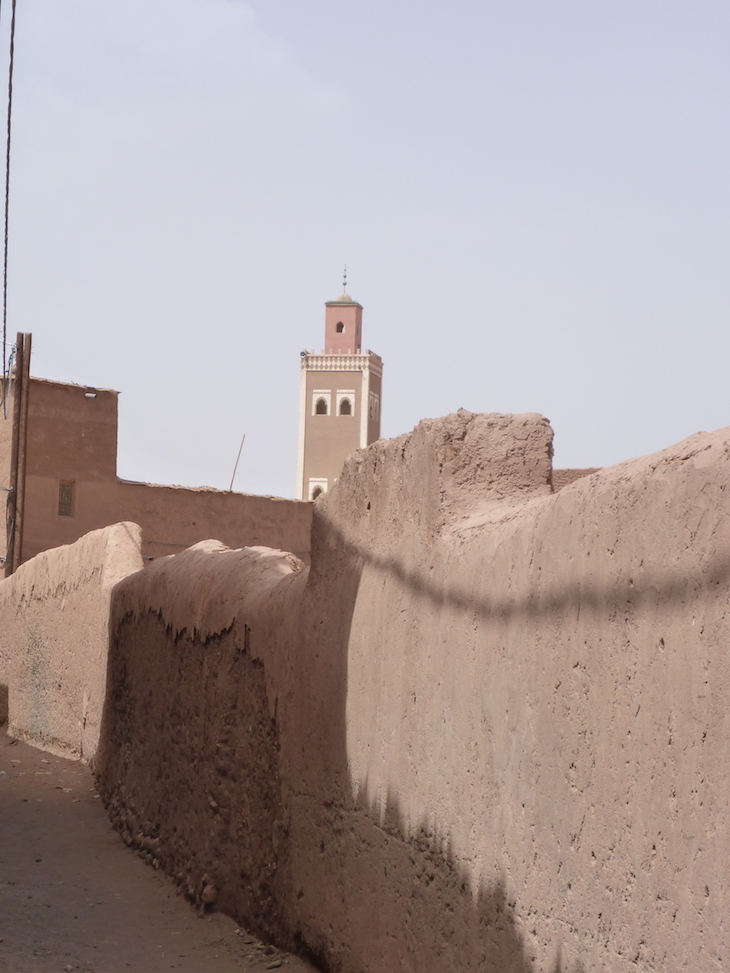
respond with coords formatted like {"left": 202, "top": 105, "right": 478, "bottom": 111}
{"left": 23, "top": 377, "right": 119, "bottom": 480}
{"left": 329, "top": 415, "right": 730, "bottom": 973}
{"left": 22, "top": 476, "right": 312, "bottom": 564}
{"left": 113, "top": 481, "right": 312, "bottom": 561}
{"left": 552, "top": 467, "right": 601, "bottom": 490}
{"left": 22, "top": 410, "right": 730, "bottom": 973}
{"left": 0, "top": 523, "right": 143, "bottom": 759}
{"left": 95, "top": 543, "right": 305, "bottom": 942}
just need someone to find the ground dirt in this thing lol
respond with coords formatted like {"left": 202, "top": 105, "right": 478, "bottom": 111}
{"left": 0, "top": 729, "right": 319, "bottom": 973}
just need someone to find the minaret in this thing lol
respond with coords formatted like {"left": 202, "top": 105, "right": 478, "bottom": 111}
{"left": 296, "top": 275, "right": 383, "bottom": 500}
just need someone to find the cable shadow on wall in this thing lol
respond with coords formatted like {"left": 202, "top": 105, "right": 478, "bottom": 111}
{"left": 316, "top": 512, "right": 730, "bottom": 626}
{"left": 292, "top": 508, "right": 645, "bottom": 973}
{"left": 96, "top": 501, "right": 726, "bottom": 973}
{"left": 296, "top": 506, "right": 726, "bottom": 973}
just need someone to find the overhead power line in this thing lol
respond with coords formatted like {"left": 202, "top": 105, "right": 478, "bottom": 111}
{"left": 1, "top": 0, "right": 18, "bottom": 400}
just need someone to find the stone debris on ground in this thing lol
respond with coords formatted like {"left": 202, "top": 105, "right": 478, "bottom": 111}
{"left": 0, "top": 729, "right": 319, "bottom": 973}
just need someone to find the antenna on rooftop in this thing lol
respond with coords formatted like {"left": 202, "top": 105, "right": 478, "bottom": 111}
{"left": 229, "top": 432, "right": 246, "bottom": 492}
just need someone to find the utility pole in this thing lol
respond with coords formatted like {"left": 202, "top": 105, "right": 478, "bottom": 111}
{"left": 4, "top": 331, "right": 30, "bottom": 577}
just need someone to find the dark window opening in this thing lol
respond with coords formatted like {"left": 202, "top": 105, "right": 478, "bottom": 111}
{"left": 315, "top": 398, "right": 328, "bottom": 415}
{"left": 58, "top": 481, "right": 74, "bottom": 517}
{"left": 336, "top": 322, "right": 345, "bottom": 334}
{"left": 312, "top": 487, "right": 323, "bottom": 500}
{"left": 339, "top": 398, "right": 352, "bottom": 416}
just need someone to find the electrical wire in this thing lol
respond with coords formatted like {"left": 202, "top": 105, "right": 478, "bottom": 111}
{"left": 0, "top": 0, "right": 4, "bottom": 410}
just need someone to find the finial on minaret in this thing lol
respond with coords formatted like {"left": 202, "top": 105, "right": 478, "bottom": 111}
{"left": 343, "top": 265, "right": 347, "bottom": 293}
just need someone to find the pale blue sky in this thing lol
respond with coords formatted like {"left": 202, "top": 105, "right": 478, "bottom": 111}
{"left": 2, "top": 0, "right": 728, "bottom": 496}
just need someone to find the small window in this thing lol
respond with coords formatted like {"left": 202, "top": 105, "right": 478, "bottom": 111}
{"left": 312, "top": 390, "right": 331, "bottom": 416}
{"left": 308, "top": 478, "right": 327, "bottom": 500}
{"left": 58, "top": 481, "right": 74, "bottom": 517}
{"left": 336, "top": 322, "right": 345, "bottom": 333}
{"left": 335, "top": 390, "right": 355, "bottom": 415}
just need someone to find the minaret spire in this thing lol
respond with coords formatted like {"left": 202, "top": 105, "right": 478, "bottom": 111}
{"left": 342, "top": 265, "right": 347, "bottom": 294}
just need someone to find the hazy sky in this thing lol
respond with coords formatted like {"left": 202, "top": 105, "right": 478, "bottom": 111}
{"left": 1, "top": 0, "right": 728, "bottom": 497}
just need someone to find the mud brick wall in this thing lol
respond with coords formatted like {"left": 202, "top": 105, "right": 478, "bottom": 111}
{"left": 0, "top": 522, "right": 143, "bottom": 759}
{"left": 6, "top": 410, "right": 730, "bottom": 973}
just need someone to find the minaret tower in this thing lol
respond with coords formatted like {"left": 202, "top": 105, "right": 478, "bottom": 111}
{"left": 296, "top": 273, "right": 383, "bottom": 500}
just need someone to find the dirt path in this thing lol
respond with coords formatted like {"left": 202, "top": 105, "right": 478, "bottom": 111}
{"left": 0, "top": 729, "right": 318, "bottom": 973}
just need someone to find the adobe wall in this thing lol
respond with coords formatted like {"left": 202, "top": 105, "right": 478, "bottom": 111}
{"left": 22, "top": 474, "right": 313, "bottom": 562}
{"left": 24, "top": 377, "right": 118, "bottom": 480}
{"left": 9, "top": 409, "right": 727, "bottom": 973}
{"left": 552, "top": 466, "right": 601, "bottom": 490}
{"left": 95, "top": 542, "right": 308, "bottom": 943}
{"left": 0, "top": 522, "right": 143, "bottom": 760}
{"left": 325, "top": 414, "right": 730, "bottom": 973}
{"left": 111, "top": 479, "right": 312, "bottom": 561}
{"left": 92, "top": 410, "right": 730, "bottom": 973}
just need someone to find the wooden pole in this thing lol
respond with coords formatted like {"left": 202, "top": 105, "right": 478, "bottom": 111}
{"left": 4, "top": 332, "right": 22, "bottom": 576}
{"left": 4, "top": 331, "right": 30, "bottom": 577}
{"left": 11, "top": 331, "right": 30, "bottom": 573}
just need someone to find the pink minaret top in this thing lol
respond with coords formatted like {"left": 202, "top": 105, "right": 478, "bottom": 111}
{"left": 324, "top": 293, "right": 363, "bottom": 354}
{"left": 323, "top": 271, "right": 363, "bottom": 354}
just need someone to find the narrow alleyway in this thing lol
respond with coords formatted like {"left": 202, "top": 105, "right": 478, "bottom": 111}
{"left": 0, "top": 730, "right": 318, "bottom": 973}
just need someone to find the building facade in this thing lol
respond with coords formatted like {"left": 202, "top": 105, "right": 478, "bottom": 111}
{"left": 296, "top": 290, "right": 383, "bottom": 500}
{"left": 0, "top": 377, "right": 312, "bottom": 568}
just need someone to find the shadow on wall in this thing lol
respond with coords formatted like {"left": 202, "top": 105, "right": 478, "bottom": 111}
{"left": 97, "top": 612, "right": 288, "bottom": 942}
{"left": 342, "top": 788, "right": 588, "bottom": 973}
{"left": 95, "top": 533, "right": 584, "bottom": 973}
{"left": 0, "top": 683, "right": 7, "bottom": 725}
{"left": 93, "top": 482, "right": 728, "bottom": 973}
{"left": 96, "top": 576, "right": 569, "bottom": 972}
{"left": 293, "top": 507, "right": 599, "bottom": 973}
{"left": 315, "top": 504, "right": 730, "bottom": 627}
{"left": 299, "top": 466, "right": 730, "bottom": 973}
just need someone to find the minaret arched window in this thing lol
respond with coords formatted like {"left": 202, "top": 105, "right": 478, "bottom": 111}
{"left": 315, "top": 397, "right": 328, "bottom": 415}
{"left": 312, "top": 486, "right": 323, "bottom": 500}
{"left": 339, "top": 398, "right": 352, "bottom": 416}
{"left": 336, "top": 321, "right": 345, "bottom": 333}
